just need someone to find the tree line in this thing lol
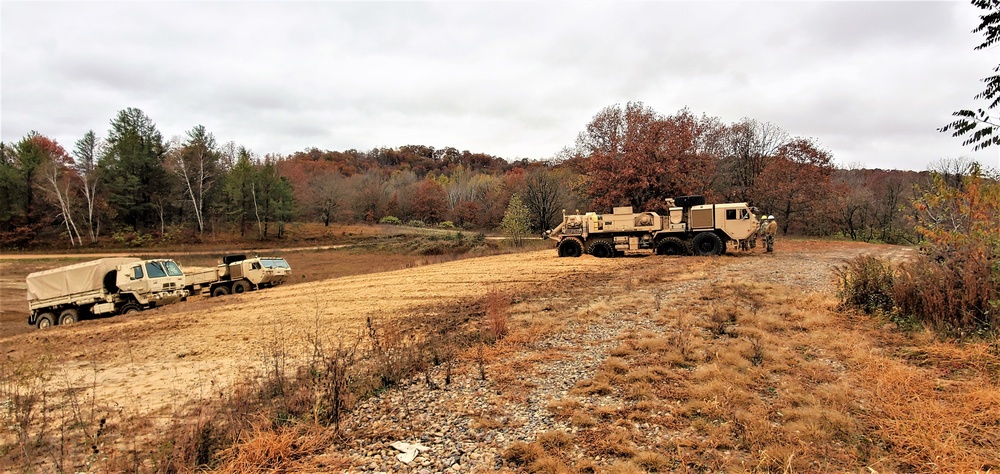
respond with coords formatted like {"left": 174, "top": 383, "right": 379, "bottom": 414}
{"left": 0, "top": 103, "right": 964, "bottom": 249}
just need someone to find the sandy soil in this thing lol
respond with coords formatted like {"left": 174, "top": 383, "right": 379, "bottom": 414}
{"left": 0, "top": 239, "right": 910, "bottom": 420}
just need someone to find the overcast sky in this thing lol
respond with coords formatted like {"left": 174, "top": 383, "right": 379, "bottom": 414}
{"left": 2, "top": 1, "right": 998, "bottom": 171}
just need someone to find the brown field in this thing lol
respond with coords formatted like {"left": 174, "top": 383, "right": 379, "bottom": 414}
{"left": 4, "top": 237, "right": 1000, "bottom": 472}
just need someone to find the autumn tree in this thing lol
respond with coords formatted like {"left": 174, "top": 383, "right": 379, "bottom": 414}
{"left": 753, "top": 138, "right": 835, "bottom": 234}
{"left": 578, "top": 102, "right": 717, "bottom": 212}
{"left": 940, "top": 0, "right": 1000, "bottom": 150}
{"left": 411, "top": 177, "right": 448, "bottom": 223}
{"left": 896, "top": 162, "right": 1000, "bottom": 330}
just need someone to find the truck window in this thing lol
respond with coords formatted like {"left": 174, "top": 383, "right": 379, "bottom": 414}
{"left": 251, "top": 262, "right": 261, "bottom": 270}
{"left": 261, "top": 258, "right": 290, "bottom": 269}
{"left": 145, "top": 262, "right": 167, "bottom": 278}
{"left": 162, "top": 260, "right": 184, "bottom": 277}
{"left": 741, "top": 209, "right": 750, "bottom": 219}
{"left": 726, "top": 209, "right": 737, "bottom": 220}
{"left": 132, "top": 266, "right": 144, "bottom": 279}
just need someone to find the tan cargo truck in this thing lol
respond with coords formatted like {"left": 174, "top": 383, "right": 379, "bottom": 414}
{"left": 26, "top": 257, "right": 189, "bottom": 329}
{"left": 546, "top": 195, "right": 761, "bottom": 257}
{"left": 183, "top": 254, "right": 291, "bottom": 297}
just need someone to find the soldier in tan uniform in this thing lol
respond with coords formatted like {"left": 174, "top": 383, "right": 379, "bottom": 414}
{"left": 761, "top": 215, "right": 777, "bottom": 253}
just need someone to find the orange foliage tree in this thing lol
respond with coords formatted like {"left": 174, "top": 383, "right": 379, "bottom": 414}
{"left": 577, "top": 102, "right": 717, "bottom": 213}
{"left": 753, "top": 138, "right": 835, "bottom": 235}
{"left": 896, "top": 164, "right": 1000, "bottom": 331}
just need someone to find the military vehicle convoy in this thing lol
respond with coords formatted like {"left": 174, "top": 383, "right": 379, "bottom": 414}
{"left": 546, "top": 195, "right": 761, "bottom": 257}
{"left": 183, "top": 254, "right": 291, "bottom": 297}
{"left": 26, "top": 257, "right": 189, "bottom": 328}
{"left": 26, "top": 254, "right": 292, "bottom": 329}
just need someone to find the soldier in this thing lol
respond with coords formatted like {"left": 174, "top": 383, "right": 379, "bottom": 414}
{"left": 761, "top": 215, "right": 777, "bottom": 253}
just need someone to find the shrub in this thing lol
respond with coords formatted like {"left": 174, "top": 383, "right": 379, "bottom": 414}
{"left": 438, "top": 220, "right": 456, "bottom": 229}
{"left": 836, "top": 255, "right": 896, "bottom": 315}
{"left": 378, "top": 216, "right": 401, "bottom": 225}
{"left": 406, "top": 220, "right": 426, "bottom": 228}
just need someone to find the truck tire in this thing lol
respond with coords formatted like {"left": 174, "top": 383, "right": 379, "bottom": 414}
{"left": 36, "top": 313, "right": 55, "bottom": 329}
{"left": 557, "top": 238, "right": 583, "bottom": 258}
{"left": 212, "top": 285, "right": 230, "bottom": 297}
{"left": 232, "top": 281, "right": 249, "bottom": 294}
{"left": 656, "top": 237, "right": 689, "bottom": 256}
{"left": 120, "top": 303, "right": 141, "bottom": 315}
{"left": 692, "top": 232, "right": 724, "bottom": 256}
{"left": 587, "top": 239, "right": 615, "bottom": 258}
{"left": 59, "top": 308, "right": 79, "bottom": 325}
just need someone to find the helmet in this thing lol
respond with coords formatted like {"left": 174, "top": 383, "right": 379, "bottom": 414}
{"left": 767, "top": 215, "right": 775, "bottom": 220}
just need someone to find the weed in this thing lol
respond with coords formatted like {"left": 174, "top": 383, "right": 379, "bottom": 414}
{"left": 503, "top": 441, "right": 544, "bottom": 466}
{"left": 836, "top": 254, "right": 896, "bottom": 315}
{"left": 537, "top": 430, "right": 573, "bottom": 452}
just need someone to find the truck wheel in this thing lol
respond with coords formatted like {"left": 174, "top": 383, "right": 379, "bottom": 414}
{"left": 557, "top": 238, "right": 583, "bottom": 258}
{"left": 36, "top": 313, "right": 55, "bottom": 329}
{"left": 232, "top": 281, "right": 249, "bottom": 294}
{"left": 656, "top": 237, "right": 689, "bottom": 256}
{"left": 692, "top": 232, "right": 724, "bottom": 256}
{"left": 212, "top": 285, "right": 230, "bottom": 297}
{"left": 587, "top": 239, "right": 615, "bottom": 258}
{"left": 59, "top": 308, "right": 79, "bottom": 325}
{"left": 120, "top": 303, "right": 141, "bottom": 315}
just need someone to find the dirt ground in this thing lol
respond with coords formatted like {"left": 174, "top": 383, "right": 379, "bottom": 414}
{"left": 0, "top": 239, "right": 906, "bottom": 423}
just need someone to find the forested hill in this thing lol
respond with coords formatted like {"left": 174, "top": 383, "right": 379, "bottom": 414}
{"left": 0, "top": 103, "right": 965, "bottom": 250}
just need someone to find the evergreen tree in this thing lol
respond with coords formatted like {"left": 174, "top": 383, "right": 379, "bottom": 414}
{"left": 99, "top": 108, "right": 168, "bottom": 230}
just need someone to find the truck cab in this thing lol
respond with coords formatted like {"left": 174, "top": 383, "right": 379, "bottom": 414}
{"left": 115, "top": 260, "right": 187, "bottom": 306}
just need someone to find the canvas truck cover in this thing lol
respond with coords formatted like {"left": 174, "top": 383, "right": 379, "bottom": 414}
{"left": 26, "top": 257, "right": 140, "bottom": 304}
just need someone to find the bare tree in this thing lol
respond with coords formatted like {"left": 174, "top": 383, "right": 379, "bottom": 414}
{"left": 522, "top": 169, "right": 563, "bottom": 233}
{"left": 715, "top": 118, "right": 788, "bottom": 203}
{"left": 168, "top": 125, "right": 220, "bottom": 235}
{"left": 73, "top": 130, "right": 102, "bottom": 242}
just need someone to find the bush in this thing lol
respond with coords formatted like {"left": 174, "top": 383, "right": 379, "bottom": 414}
{"left": 378, "top": 216, "right": 402, "bottom": 225}
{"left": 836, "top": 255, "right": 896, "bottom": 315}
{"left": 438, "top": 220, "right": 456, "bottom": 229}
{"left": 406, "top": 220, "right": 426, "bottom": 228}
{"left": 894, "top": 245, "right": 998, "bottom": 334}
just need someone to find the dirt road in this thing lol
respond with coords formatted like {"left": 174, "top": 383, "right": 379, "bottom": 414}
{"left": 1, "top": 240, "right": 904, "bottom": 419}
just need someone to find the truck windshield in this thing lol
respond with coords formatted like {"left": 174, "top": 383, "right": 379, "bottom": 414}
{"left": 162, "top": 260, "right": 183, "bottom": 277}
{"left": 261, "top": 258, "right": 290, "bottom": 269}
{"left": 145, "top": 262, "right": 167, "bottom": 278}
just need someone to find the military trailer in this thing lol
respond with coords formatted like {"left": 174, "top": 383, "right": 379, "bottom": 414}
{"left": 26, "top": 257, "right": 189, "bottom": 329}
{"left": 546, "top": 195, "right": 761, "bottom": 257}
{"left": 183, "top": 254, "right": 291, "bottom": 297}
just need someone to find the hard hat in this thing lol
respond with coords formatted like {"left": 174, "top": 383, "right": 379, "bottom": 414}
{"left": 768, "top": 215, "right": 775, "bottom": 220}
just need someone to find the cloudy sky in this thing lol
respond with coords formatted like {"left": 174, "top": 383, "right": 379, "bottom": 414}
{"left": 2, "top": 1, "right": 998, "bottom": 171}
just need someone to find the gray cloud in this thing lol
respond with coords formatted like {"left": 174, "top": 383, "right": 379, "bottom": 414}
{"left": 2, "top": 1, "right": 997, "bottom": 170}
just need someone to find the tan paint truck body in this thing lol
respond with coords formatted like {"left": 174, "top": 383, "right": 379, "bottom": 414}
{"left": 547, "top": 195, "right": 761, "bottom": 258}
{"left": 26, "top": 258, "right": 189, "bottom": 328}
{"left": 183, "top": 255, "right": 291, "bottom": 297}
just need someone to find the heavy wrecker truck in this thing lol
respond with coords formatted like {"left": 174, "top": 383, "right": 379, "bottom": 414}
{"left": 27, "top": 257, "right": 189, "bottom": 329}
{"left": 546, "top": 195, "right": 761, "bottom": 257}
{"left": 183, "top": 254, "right": 291, "bottom": 297}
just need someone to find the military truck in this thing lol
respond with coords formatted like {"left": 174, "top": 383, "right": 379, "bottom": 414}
{"left": 26, "top": 257, "right": 189, "bottom": 329}
{"left": 183, "top": 254, "right": 291, "bottom": 297}
{"left": 546, "top": 195, "right": 761, "bottom": 257}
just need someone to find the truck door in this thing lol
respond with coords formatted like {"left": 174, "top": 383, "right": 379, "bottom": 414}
{"left": 117, "top": 264, "right": 151, "bottom": 294}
